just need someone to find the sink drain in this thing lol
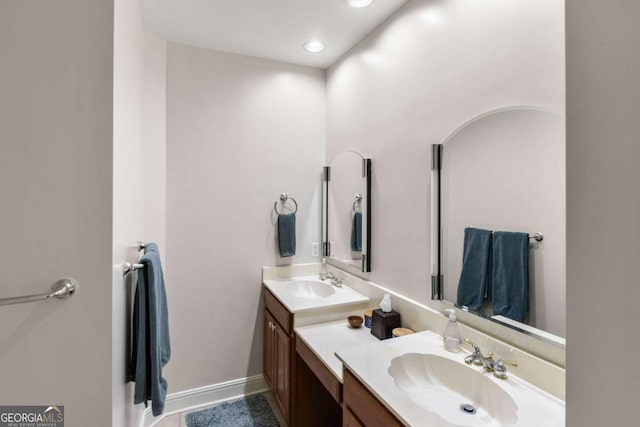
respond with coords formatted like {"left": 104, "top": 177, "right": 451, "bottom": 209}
{"left": 460, "top": 403, "right": 477, "bottom": 415}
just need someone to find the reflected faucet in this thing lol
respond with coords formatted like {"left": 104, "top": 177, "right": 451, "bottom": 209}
{"left": 326, "top": 272, "right": 343, "bottom": 287}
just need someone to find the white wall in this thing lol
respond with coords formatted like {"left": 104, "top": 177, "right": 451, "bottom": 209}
{"left": 326, "top": 0, "right": 564, "bottom": 312}
{"left": 165, "top": 43, "right": 325, "bottom": 392}
{"left": 566, "top": 1, "right": 640, "bottom": 425}
{"left": 113, "top": 0, "right": 167, "bottom": 424}
{"left": 0, "top": 1, "right": 114, "bottom": 425}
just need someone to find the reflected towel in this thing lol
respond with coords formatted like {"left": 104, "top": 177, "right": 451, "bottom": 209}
{"left": 351, "top": 211, "right": 362, "bottom": 252}
{"left": 278, "top": 213, "right": 296, "bottom": 257}
{"left": 491, "top": 231, "right": 529, "bottom": 322}
{"left": 131, "top": 243, "right": 171, "bottom": 416}
{"left": 457, "top": 227, "right": 492, "bottom": 311}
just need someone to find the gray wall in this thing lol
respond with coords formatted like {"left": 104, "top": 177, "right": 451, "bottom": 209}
{"left": 113, "top": 0, "right": 167, "bottom": 424}
{"left": 165, "top": 43, "right": 326, "bottom": 392}
{"left": 566, "top": 1, "right": 640, "bottom": 425}
{"left": 0, "top": 1, "right": 114, "bottom": 425}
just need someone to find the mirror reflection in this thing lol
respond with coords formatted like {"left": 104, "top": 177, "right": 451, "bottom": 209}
{"left": 323, "top": 151, "right": 372, "bottom": 272}
{"left": 437, "top": 107, "right": 565, "bottom": 338}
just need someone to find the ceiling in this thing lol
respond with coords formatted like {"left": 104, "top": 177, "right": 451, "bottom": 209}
{"left": 141, "top": 0, "right": 407, "bottom": 69}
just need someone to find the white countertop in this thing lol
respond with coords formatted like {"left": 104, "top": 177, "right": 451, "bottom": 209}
{"left": 263, "top": 275, "right": 369, "bottom": 313}
{"left": 336, "top": 330, "right": 565, "bottom": 427}
{"left": 295, "top": 320, "right": 380, "bottom": 382}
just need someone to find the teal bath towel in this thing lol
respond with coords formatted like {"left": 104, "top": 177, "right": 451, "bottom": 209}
{"left": 351, "top": 211, "right": 362, "bottom": 252}
{"left": 130, "top": 243, "right": 171, "bottom": 416}
{"left": 491, "top": 231, "right": 529, "bottom": 322}
{"left": 278, "top": 213, "right": 296, "bottom": 257}
{"left": 457, "top": 227, "right": 492, "bottom": 311}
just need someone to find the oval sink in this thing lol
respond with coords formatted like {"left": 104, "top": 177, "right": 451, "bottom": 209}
{"left": 288, "top": 280, "right": 336, "bottom": 299}
{"left": 388, "top": 353, "right": 518, "bottom": 426}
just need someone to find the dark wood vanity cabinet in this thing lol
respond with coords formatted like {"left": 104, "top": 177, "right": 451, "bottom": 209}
{"left": 294, "top": 336, "right": 343, "bottom": 426}
{"left": 343, "top": 368, "right": 404, "bottom": 427}
{"left": 264, "top": 288, "right": 293, "bottom": 426}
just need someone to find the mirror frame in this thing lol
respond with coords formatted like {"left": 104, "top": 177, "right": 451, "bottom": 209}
{"left": 430, "top": 106, "right": 565, "bottom": 348}
{"left": 322, "top": 157, "right": 372, "bottom": 273}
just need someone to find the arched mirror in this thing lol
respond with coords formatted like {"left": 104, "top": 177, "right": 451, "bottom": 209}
{"left": 322, "top": 151, "right": 372, "bottom": 273}
{"left": 432, "top": 106, "right": 565, "bottom": 342}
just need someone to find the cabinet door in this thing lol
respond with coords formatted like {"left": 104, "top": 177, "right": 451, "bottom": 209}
{"left": 343, "top": 407, "right": 364, "bottom": 427}
{"left": 274, "top": 321, "right": 291, "bottom": 424}
{"left": 263, "top": 310, "right": 275, "bottom": 390}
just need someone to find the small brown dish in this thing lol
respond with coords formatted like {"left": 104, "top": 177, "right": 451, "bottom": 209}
{"left": 348, "top": 315, "right": 364, "bottom": 328}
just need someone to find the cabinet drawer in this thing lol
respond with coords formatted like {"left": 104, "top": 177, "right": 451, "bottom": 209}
{"left": 264, "top": 286, "right": 293, "bottom": 334}
{"left": 343, "top": 369, "right": 404, "bottom": 427}
{"left": 295, "top": 335, "right": 342, "bottom": 404}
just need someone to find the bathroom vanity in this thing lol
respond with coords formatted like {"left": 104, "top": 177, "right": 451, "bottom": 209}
{"left": 262, "top": 273, "right": 370, "bottom": 425}
{"left": 262, "top": 266, "right": 565, "bottom": 427}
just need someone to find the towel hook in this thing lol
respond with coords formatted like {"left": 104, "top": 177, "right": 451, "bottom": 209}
{"left": 274, "top": 193, "right": 298, "bottom": 215}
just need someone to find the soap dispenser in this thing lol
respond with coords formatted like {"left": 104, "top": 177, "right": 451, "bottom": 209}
{"left": 319, "top": 258, "right": 328, "bottom": 280}
{"left": 443, "top": 309, "right": 461, "bottom": 352}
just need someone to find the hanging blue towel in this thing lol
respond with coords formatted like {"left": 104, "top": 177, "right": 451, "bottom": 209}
{"left": 130, "top": 243, "right": 171, "bottom": 416}
{"left": 351, "top": 211, "right": 362, "bottom": 252}
{"left": 491, "top": 231, "right": 529, "bottom": 322}
{"left": 457, "top": 227, "right": 492, "bottom": 311}
{"left": 278, "top": 213, "right": 296, "bottom": 257}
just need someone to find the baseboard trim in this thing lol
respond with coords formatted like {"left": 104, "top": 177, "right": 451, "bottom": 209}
{"left": 141, "top": 374, "right": 268, "bottom": 427}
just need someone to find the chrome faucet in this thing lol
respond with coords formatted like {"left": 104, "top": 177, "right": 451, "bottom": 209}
{"left": 463, "top": 338, "right": 518, "bottom": 379}
{"left": 463, "top": 338, "right": 495, "bottom": 371}
{"left": 328, "top": 272, "right": 343, "bottom": 287}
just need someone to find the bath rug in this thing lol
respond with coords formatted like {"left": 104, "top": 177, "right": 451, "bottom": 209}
{"left": 185, "top": 393, "right": 280, "bottom": 427}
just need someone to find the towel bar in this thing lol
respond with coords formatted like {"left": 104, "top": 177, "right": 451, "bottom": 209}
{"left": 470, "top": 227, "right": 544, "bottom": 242}
{"left": 0, "top": 278, "right": 77, "bottom": 307}
{"left": 529, "top": 233, "right": 544, "bottom": 242}
{"left": 123, "top": 262, "right": 145, "bottom": 276}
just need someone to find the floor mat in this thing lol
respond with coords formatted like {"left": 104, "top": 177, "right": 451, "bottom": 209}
{"left": 184, "top": 393, "right": 280, "bottom": 427}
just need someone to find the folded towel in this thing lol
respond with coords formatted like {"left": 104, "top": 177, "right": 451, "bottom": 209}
{"left": 278, "top": 213, "right": 296, "bottom": 257}
{"left": 491, "top": 231, "right": 529, "bottom": 322}
{"left": 457, "top": 227, "right": 492, "bottom": 311}
{"left": 131, "top": 243, "right": 171, "bottom": 416}
{"left": 351, "top": 211, "right": 362, "bottom": 252}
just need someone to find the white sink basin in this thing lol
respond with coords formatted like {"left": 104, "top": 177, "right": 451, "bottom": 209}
{"left": 263, "top": 276, "right": 369, "bottom": 313}
{"left": 336, "top": 330, "right": 565, "bottom": 427}
{"left": 288, "top": 280, "right": 336, "bottom": 298}
{"left": 388, "top": 353, "right": 518, "bottom": 426}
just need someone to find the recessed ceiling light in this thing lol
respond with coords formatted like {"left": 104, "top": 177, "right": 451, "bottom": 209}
{"left": 346, "top": 0, "right": 373, "bottom": 7}
{"left": 302, "top": 41, "right": 326, "bottom": 53}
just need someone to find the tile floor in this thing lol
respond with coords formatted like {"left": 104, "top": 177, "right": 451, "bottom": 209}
{"left": 152, "top": 392, "right": 285, "bottom": 427}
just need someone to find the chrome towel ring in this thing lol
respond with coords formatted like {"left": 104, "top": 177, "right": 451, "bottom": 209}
{"left": 352, "top": 194, "right": 363, "bottom": 212}
{"left": 274, "top": 193, "right": 298, "bottom": 215}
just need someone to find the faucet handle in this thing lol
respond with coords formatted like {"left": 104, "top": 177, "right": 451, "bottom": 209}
{"left": 493, "top": 358, "right": 518, "bottom": 380}
{"left": 463, "top": 338, "right": 478, "bottom": 349}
